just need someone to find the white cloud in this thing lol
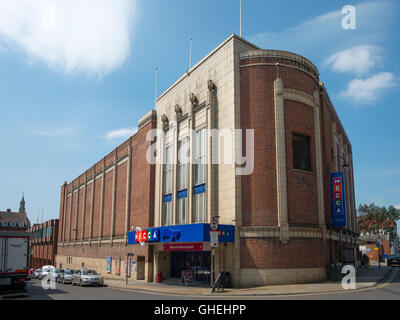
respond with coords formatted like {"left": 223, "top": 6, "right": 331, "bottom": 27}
{"left": 324, "top": 46, "right": 382, "bottom": 76}
{"left": 340, "top": 72, "right": 396, "bottom": 105}
{"left": 35, "top": 127, "right": 78, "bottom": 137}
{"left": 395, "top": 205, "right": 400, "bottom": 210}
{"left": 250, "top": 1, "right": 397, "bottom": 61}
{"left": 0, "top": 0, "right": 134, "bottom": 77}
{"left": 106, "top": 128, "right": 137, "bottom": 141}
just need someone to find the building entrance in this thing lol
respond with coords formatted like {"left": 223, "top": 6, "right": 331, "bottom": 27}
{"left": 170, "top": 251, "right": 211, "bottom": 282}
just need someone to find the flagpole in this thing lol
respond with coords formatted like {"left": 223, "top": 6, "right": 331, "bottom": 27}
{"left": 189, "top": 38, "right": 192, "bottom": 69}
{"left": 155, "top": 67, "right": 158, "bottom": 107}
{"left": 240, "top": 0, "right": 242, "bottom": 37}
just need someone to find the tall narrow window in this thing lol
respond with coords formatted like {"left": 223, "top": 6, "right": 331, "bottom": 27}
{"left": 177, "top": 138, "right": 189, "bottom": 225}
{"left": 162, "top": 146, "right": 173, "bottom": 226}
{"left": 193, "top": 129, "right": 207, "bottom": 223}
{"left": 293, "top": 133, "right": 311, "bottom": 171}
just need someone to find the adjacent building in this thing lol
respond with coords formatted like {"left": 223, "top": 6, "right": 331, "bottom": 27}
{"left": 56, "top": 35, "right": 358, "bottom": 287}
{"left": 28, "top": 219, "right": 59, "bottom": 269}
{"left": 56, "top": 111, "right": 156, "bottom": 280}
{"left": 0, "top": 196, "right": 30, "bottom": 232}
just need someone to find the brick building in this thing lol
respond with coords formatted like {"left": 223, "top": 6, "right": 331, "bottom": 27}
{"left": 0, "top": 196, "right": 30, "bottom": 232}
{"left": 57, "top": 35, "right": 358, "bottom": 287}
{"left": 28, "top": 219, "right": 59, "bottom": 269}
{"left": 56, "top": 111, "right": 156, "bottom": 281}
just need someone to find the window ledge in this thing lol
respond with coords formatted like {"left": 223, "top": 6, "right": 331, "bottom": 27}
{"left": 291, "top": 168, "right": 314, "bottom": 174}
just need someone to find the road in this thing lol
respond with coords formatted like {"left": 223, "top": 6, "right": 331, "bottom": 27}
{"left": 13, "top": 267, "right": 400, "bottom": 300}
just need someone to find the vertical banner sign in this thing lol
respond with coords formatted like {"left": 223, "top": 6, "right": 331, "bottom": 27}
{"left": 115, "top": 257, "right": 121, "bottom": 276}
{"left": 106, "top": 257, "right": 112, "bottom": 274}
{"left": 331, "top": 172, "right": 347, "bottom": 227}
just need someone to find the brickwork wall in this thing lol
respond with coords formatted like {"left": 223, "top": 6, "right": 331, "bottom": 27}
{"left": 240, "top": 237, "right": 329, "bottom": 269}
{"left": 240, "top": 64, "right": 278, "bottom": 226}
{"left": 57, "top": 114, "right": 156, "bottom": 266}
{"left": 285, "top": 100, "right": 319, "bottom": 225}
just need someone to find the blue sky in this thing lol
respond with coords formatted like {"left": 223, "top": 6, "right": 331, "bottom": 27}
{"left": 0, "top": 0, "right": 399, "bottom": 228}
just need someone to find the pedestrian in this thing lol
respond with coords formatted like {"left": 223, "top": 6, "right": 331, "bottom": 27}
{"left": 365, "top": 254, "right": 369, "bottom": 268}
{"left": 362, "top": 253, "right": 369, "bottom": 268}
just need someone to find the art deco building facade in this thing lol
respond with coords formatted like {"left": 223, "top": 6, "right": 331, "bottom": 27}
{"left": 57, "top": 35, "right": 357, "bottom": 287}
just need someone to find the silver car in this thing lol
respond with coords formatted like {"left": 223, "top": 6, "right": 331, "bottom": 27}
{"left": 58, "top": 269, "right": 73, "bottom": 284}
{"left": 72, "top": 269, "right": 104, "bottom": 287}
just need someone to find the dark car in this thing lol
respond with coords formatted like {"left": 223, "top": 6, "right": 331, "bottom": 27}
{"left": 387, "top": 255, "right": 400, "bottom": 267}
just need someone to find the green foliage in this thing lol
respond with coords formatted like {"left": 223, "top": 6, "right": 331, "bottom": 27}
{"left": 357, "top": 203, "right": 400, "bottom": 244}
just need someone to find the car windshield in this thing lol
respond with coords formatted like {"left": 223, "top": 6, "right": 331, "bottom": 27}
{"left": 43, "top": 268, "right": 51, "bottom": 273}
{"left": 82, "top": 270, "right": 98, "bottom": 276}
{"left": 65, "top": 270, "right": 72, "bottom": 275}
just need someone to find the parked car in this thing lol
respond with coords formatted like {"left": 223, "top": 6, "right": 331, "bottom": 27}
{"left": 72, "top": 269, "right": 104, "bottom": 287}
{"left": 58, "top": 269, "right": 73, "bottom": 284}
{"left": 33, "top": 269, "right": 41, "bottom": 279}
{"left": 387, "top": 254, "right": 400, "bottom": 267}
{"left": 56, "top": 269, "right": 64, "bottom": 283}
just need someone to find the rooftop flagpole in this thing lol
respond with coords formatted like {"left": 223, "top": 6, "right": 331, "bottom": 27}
{"left": 155, "top": 67, "right": 158, "bottom": 107}
{"left": 240, "top": 0, "right": 242, "bottom": 37}
{"left": 190, "top": 38, "right": 192, "bottom": 69}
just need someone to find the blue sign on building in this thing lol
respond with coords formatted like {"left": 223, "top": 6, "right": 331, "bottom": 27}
{"left": 330, "top": 172, "right": 347, "bottom": 227}
{"left": 127, "top": 223, "right": 235, "bottom": 245}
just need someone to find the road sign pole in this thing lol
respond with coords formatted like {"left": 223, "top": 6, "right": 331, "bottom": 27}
{"left": 212, "top": 247, "right": 215, "bottom": 286}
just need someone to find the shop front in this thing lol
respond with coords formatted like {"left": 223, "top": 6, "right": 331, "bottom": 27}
{"left": 127, "top": 223, "right": 235, "bottom": 283}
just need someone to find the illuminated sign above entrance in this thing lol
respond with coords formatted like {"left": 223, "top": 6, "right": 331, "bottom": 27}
{"left": 127, "top": 224, "right": 235, "bottom": 245}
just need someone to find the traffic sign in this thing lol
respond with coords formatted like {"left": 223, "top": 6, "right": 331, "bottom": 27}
{"left": 210, "top": 231, "right": 219, "bottom": 247}
{"left": 210, "top": 220, "right": 219, "bottom": 231}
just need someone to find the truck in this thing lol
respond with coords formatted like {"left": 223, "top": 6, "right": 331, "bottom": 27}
{"left": 0, "top": 231, "right": 30, "bottom": 292}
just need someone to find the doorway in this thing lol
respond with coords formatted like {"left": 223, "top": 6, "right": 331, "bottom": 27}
{"left": 170, "top": 251, "right": 210, "bottom": 282}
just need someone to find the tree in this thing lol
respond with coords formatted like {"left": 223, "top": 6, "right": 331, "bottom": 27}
{"left": 357, "top": 203, "right": 400, "bottom": 245}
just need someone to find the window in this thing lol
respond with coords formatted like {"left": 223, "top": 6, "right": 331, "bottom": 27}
{"left": 177, "top": 138, "right": 189, "bottom": 225}
{"left": 162, "top": 195, "right": 172, "bottom": 226}
{"left": 162, "top": 146, "right": 173, "bottom": 226}
{"left": 193, "top": 129, "right": 207, "bottom": 223}
{"left": 194, "top": 129, "right": 207, "bottom": 185}
{"left": 163, "top": 146, "right": 173, "bottom": 195}
{"left": 293, "top": 134, "right": 311, "bottom": 171}
{"left": 177, "top": 191, "right": 187, "bottom": 225}
{"left": 178, "top": 138, "right": 189, "bottom": 190}
{"left": 193, "top": 184, "right": 206, "bottom": 223}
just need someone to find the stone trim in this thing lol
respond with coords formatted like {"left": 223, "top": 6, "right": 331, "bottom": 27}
{"left": 283, "top": 88, "right": 316, "bottom": 109}
{"left": 240, "top": 226, "right": 357, "bottom": 243}
{"left": 274, "top": 78, "right": 289, "bottom": 243}
{"left": 240, "top": 49, "right": 319, "bottom": 78}
{"left": 241, "top": 62, "right": 318, "bottom": 81}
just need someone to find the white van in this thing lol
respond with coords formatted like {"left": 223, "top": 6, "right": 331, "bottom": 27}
{"left": 40, "top": 265, "right": 55, "bottom": 280}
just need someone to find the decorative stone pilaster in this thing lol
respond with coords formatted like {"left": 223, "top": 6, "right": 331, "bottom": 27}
{"left": 274, "top": 78, "right": 289, "bottom": 243}
{"left": 313, "top": 90, "right": 327, "bottom": 242}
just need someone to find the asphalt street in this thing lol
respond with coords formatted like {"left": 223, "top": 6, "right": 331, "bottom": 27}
{"left": 12, "top": 267, "right": 400, "bottom": 300}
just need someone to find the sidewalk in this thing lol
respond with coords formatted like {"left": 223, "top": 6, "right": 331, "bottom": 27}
{"left": 104, "top": 264, "right": 393, "bottom": 297}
